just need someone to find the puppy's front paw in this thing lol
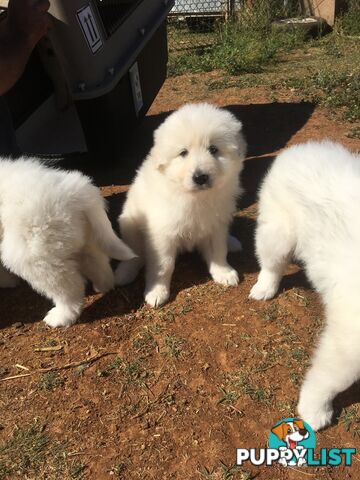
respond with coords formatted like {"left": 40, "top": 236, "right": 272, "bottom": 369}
{"left": 211, "top": 267, "right": 239, "bottom": 286}
{"left": 297, "top": 397, "right": 333, "bottom": 431}
{"left": 249, "top": 280, "right": 277, "bottom": 301}
{"left": 145, "top": 285, "right": 170, "bottom": 308}
{"left": 43, "top": 307, "right": 78, "bottom": 328}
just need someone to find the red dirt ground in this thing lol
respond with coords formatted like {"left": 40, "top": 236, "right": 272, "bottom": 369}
{"left": 0, "top": 73, "right": 359, "bottom": 479}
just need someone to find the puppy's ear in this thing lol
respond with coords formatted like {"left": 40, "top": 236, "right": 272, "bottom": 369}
{"left": 228, "top": 116, "right": 243, "bottom": 136}
{"left": 236, "top": 131, "right": 247, "bottom": 159}
{"left": 148, "top": 145, "right": 167, "bottom": 172}
{"left": 224, "top": 114, "right": 247, "bottom": 158}
{"left": 271, "top": 422, "right": 287, "bottom": 441}
{"left": 148, "top": 126, "right": 168, "bottom": 171}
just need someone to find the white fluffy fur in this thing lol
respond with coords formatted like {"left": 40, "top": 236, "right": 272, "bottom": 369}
{"left": 250, "top": 140, "right": 360, "bottom": 430}
{"left": 115, "top": 103, "right": 246, "bottom": 307}
{"left": 0, "top": 157, "right": 135, "bottom": 327}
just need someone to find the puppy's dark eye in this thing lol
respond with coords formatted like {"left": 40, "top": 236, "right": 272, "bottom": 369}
{"left": 179, "top": 149, "right": 188, "bottom": 157}
{"left": 209, "top": 145, "right": 218, "bottom": 155}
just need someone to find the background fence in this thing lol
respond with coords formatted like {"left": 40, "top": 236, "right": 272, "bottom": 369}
{"left": 167, "top": 0, "right": 307, "bottom": 52}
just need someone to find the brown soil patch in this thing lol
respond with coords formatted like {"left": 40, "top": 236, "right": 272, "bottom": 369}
{"left": 1, "top": 73, "right": 359, "bottom": 479}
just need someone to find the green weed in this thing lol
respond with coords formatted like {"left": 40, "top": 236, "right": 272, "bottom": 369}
{"left": 337, "top": 0, "right": 360, "bottom": 36}
{"left": 110, "top": 461, "right": 126, "bottom": 476}
{"left": 96, "top": 356, "right": 122, "bottom": 378}
{"left": 234, "top": 374, "right": 273, "bottom": 405}
{"left": 0, "top": 420, "right": 85, "bottom": 480}
{"left": 218, "top": 387, "right": 239, "bottom": 405}
{"left": 122, "top": 360, "right": 143, "bottom": 384}
{"left": 338, "top": 407, "right": 360, "bottom": 437}
{"left": 37, "top": 372, "right": 64, "bottom": 391}
{"left": 133, "top": 330, "right": 156, "bottom": 353}
{"left": 164, "top": 335, "right": 184, "bottom": 358}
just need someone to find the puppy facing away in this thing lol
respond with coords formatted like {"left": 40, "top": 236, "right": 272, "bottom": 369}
{"left": 249, "top": 140, "right": 360, "bottom": 430}
{"left": 115, "top": 103, "right": 247, "bottom": 307}
{"left": 0, "top": 158, "right": 135, "bottom": 327}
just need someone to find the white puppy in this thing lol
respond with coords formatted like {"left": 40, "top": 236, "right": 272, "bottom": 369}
{"left": 115, "top": 103, "right": 246, "bottom": 307}
{"left": 250, "top": 140, "right": 360, "bottom": 431}
{"left": 0, "top": 157, "right": 134, "bottom": 327}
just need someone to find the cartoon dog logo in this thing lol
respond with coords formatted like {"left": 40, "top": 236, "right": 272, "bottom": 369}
{"left": 271, "top": 419, "right": 310, "bottom": 466}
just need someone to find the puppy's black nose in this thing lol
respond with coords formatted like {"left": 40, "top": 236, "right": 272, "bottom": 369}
{"left": 193, "top": 172, "right": 209, "bottom": 186}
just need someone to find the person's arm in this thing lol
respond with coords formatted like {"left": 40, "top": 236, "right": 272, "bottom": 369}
{"left": 0, "top": 0, "right": 52, "bottom": 95}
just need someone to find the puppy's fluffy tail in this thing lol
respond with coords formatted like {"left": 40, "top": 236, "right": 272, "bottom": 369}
{"left": 85, "top": 194, "right": 136, "bottom": 261}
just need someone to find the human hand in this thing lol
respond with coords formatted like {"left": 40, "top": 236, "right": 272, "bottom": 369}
{"left": 7, "top": 0, "right": 52, "bottom": 47}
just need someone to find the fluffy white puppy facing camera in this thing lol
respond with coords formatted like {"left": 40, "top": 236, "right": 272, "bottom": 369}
{"left": 116, "top": 102, "right": 247, "bottom": 307}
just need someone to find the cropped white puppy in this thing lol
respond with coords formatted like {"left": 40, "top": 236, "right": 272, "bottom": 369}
{"left": 0, "top": 158, "right": 134, "bottom": 327}
{"left": 115, "top": 103, "right": 246, "bottom": 307}
{"left": 250, "top": 140, "right": 360, "bottom": 430}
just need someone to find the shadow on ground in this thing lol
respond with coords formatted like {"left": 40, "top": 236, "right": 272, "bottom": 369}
{"left": 240, "top": 154, "right": 275, "bottom": 209}
{"left": 0, "top": 280, "right": 135, "bottom": 329}
{"left": 55, "top": 100, "right": 315, "bottom": 189}
{"left": 333, "top": 381, "right": 360, "bottom": 424}
{"left": 228, "top": 101, "right": 315, "bottom": 158}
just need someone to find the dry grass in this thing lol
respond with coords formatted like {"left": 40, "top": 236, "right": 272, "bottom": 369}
{"left": 0, "top": 420, "right": 85, "bottom": 480}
